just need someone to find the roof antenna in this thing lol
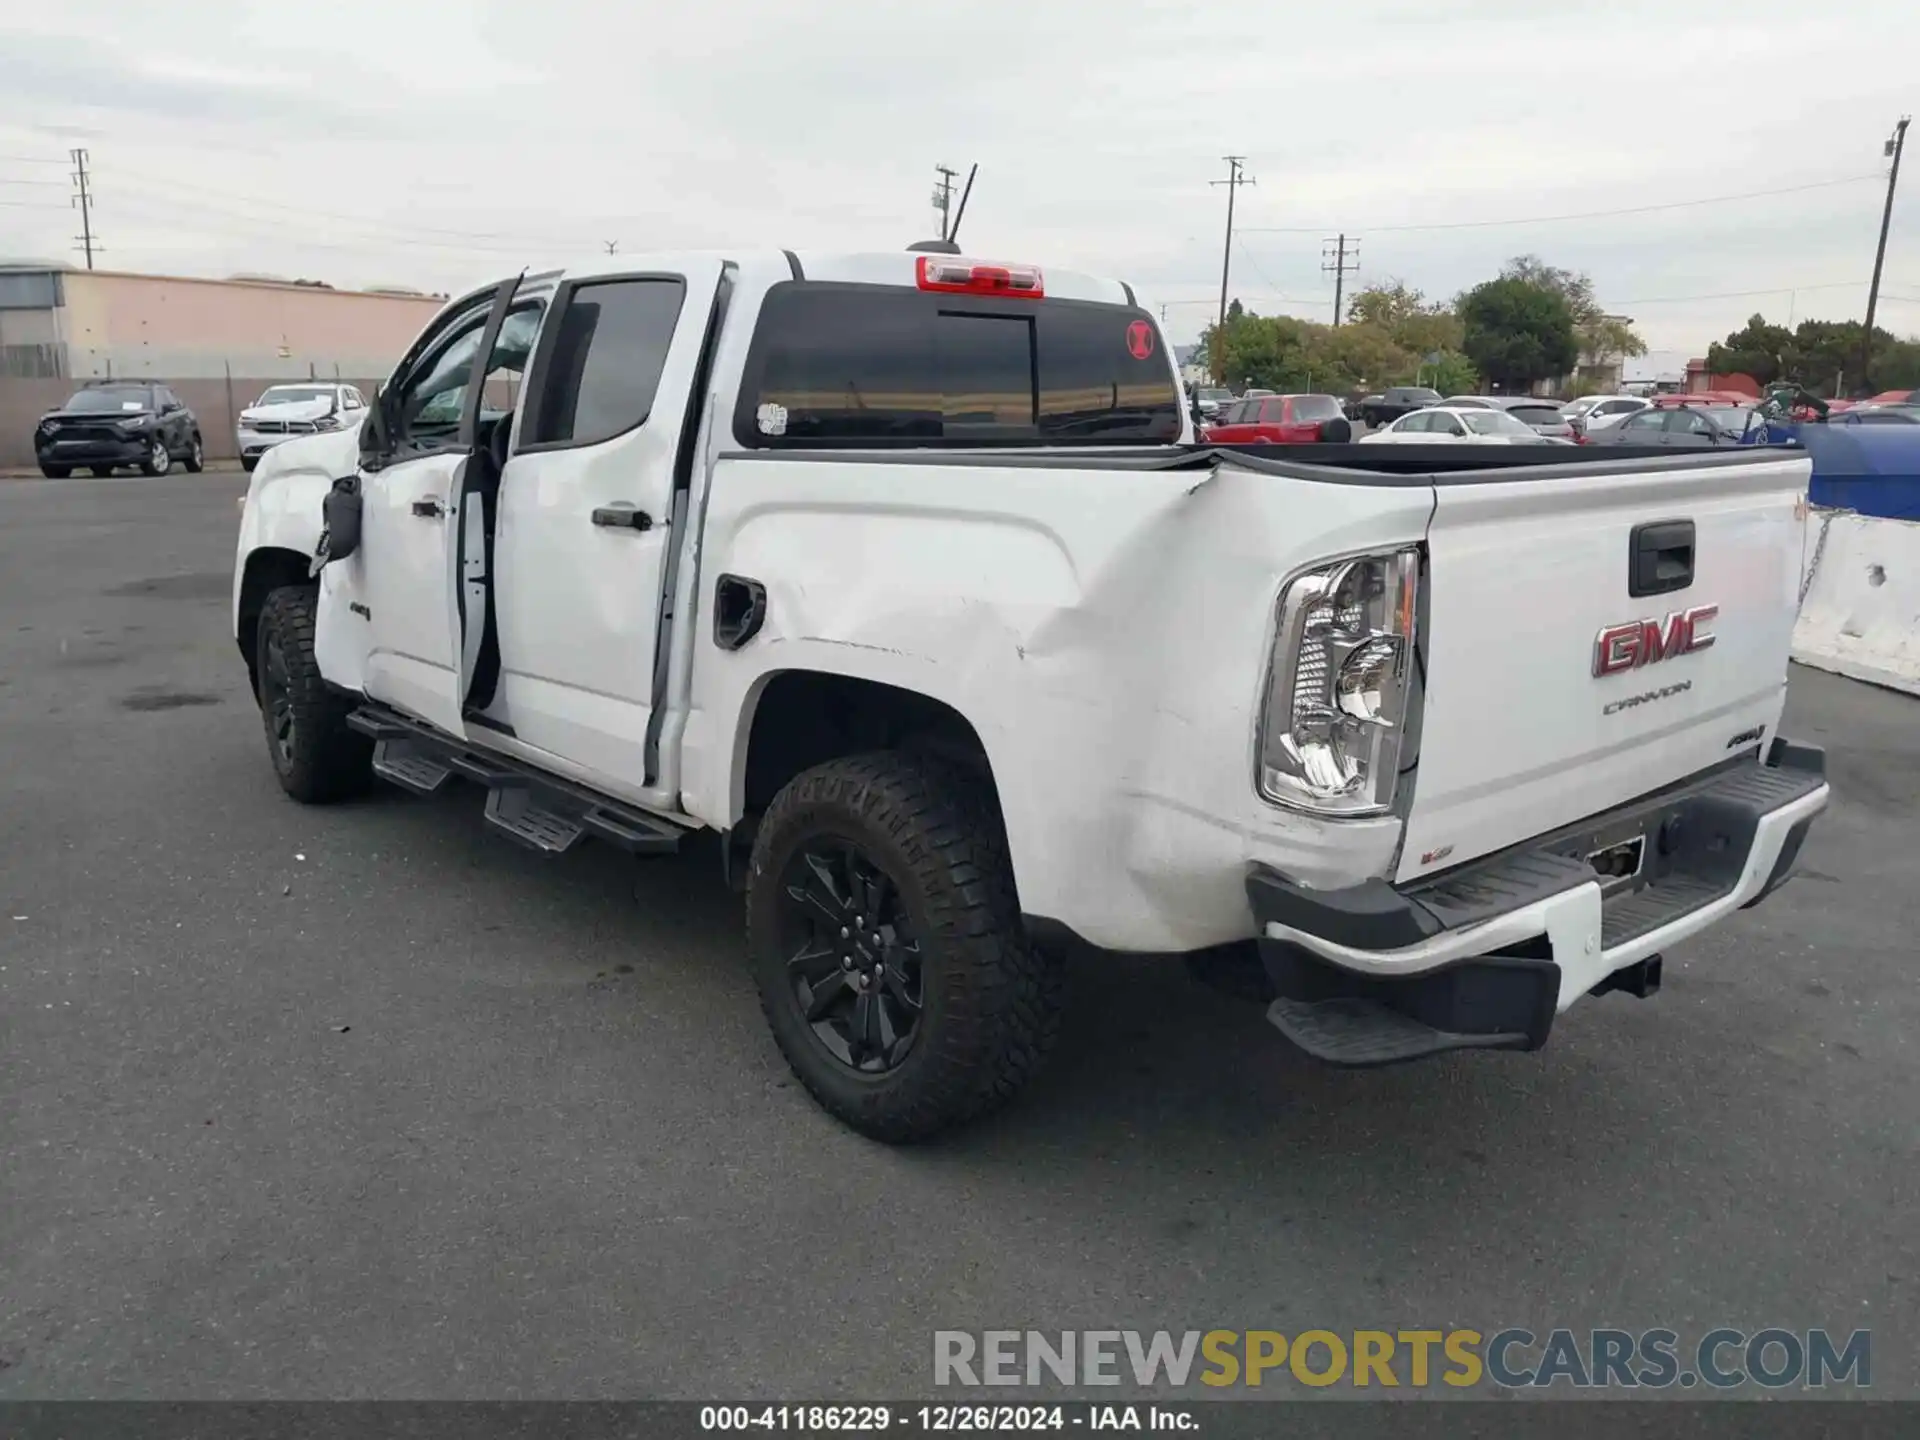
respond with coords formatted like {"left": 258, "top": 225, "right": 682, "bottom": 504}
{"left": 946, "top": 164, "right": 978, "bottom": 246}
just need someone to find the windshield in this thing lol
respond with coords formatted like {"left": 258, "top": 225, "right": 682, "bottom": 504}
{"left": 1463, "top": 410, "right": 1533, "bottom": 436}
{"left": 1197, "top": 388, "right": 1231, "bottom": 403}
{"left": 63, "top": 387, "right": 154, "bottom": 413}
{"left": 256, "top": 386, "right": 333, "bottom": 406}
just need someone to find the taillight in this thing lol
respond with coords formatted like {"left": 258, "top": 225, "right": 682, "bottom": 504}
{"left": 916, "top": 255, "right": 1044, "bottom": 298}
{"left": 1257, "top": 548, "right": 1421, "bottom": 816}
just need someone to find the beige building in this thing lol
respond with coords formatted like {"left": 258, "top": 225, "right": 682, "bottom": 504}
{"left": 1, "top": 265, "right": 449, "bottom": 464}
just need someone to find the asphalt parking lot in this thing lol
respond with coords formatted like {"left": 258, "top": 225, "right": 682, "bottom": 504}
{"left": 2, "top": 470, "right": 1916, "bottom": 1401}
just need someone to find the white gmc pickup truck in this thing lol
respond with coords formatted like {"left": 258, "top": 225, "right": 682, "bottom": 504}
{"left": 233, "top": 247, "right": 1830, "bottom": 1141}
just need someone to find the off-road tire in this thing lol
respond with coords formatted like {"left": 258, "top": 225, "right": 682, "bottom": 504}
{"left": 183, "top": 433, "right": 204, "bottom": 473}
{"left": 747, "top": 752, "right": 1064, "bottom": 1143}
{"left": 254, "top": 585, "right": 371, "bottom": 804}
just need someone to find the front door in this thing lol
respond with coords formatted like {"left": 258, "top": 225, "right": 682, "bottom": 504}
{"left": 356, "top": 281, "right": 526, "bottom": 737}
{"left": 486, "top": 258, "right": 727, "bottom": 794}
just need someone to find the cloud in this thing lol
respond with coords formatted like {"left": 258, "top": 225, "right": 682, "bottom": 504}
{"left": 0, "top": 0, "right": 1911, "bottom": 351}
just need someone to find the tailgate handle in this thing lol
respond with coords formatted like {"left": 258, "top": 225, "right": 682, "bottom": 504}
{"left": 1629, "top": 519, "right": 1694, "bottom": 597}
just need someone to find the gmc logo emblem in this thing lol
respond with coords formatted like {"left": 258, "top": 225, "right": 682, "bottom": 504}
{"left": 1593, "top": 605, "right": 1718, "bottom": 677}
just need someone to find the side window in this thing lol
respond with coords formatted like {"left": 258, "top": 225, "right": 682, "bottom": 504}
{"left": 1670, "top": 411, "right": 1711, "bottom": 434}
{"left": 1399, "top": 412, "right": 1431, "bottom": 433}
{"left": 388, "top": 302, "right": 497, "bottom": 450}
{"left": 342, "top": 389, "right": 363, "bottom": 411}
{"left": 1223, "top": 400, "right": 1252, "bottom": 425}
{"left": 526, "top": 278, "right": 686, "bottom": 447}
{"left": 1259, "top": 399, "right": 1286, "bottom": 424}
{"left": 1622, "top": 410, "right": 1662, "bottom": 432}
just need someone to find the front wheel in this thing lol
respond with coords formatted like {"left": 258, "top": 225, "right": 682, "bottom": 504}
{"left": 90, "top": 466, "right": 114, "bottom": 478}
{"left": 746, "top": 753, "right": 1064, "bottom": 1143}
{"left": 38, "top": 463, "right": 70, "bottom": 479}
{"left": 254, "top": 585, "right": 371, "bottom": 803}
{"left": 241, "top": 454, "right": 259, "bottom": 473}
{"left": 138, "top": 437, "right": 171, "bottom": 476}
{"left": 182, "top": 433, "right": 204, "bottom": 472}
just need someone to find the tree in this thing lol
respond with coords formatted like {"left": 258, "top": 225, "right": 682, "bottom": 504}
{"left": 1706, "top": 314, "right": 1796, "bottom": 387}
{"left": 1418, "top": 350, "right": 1480, "bottom": 396}
{"left": 1347, "top": 280, "right": 1464, "bottom": 358}
{"left": 1499, "top": 255, "right": 1645, "bottom": 366}
{"left": 1458, "top": 278, "right": 1578, "bottom": 391}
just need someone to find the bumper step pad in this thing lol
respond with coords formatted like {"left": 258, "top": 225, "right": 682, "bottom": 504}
{"left": 1266, "top": 994, "right": 1532, "bottom": 1066}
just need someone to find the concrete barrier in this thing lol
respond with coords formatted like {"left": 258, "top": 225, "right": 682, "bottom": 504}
{"left": 1793, "top": 508, "right": 1920, "bottom": 696}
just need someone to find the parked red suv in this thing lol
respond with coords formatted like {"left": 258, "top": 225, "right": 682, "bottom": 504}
{"left": 1202, "top": 393, "right": 1352, "bottom": 444}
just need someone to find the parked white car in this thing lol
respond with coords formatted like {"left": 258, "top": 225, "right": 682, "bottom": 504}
{"left": 1358, "top": 406, "right": 1557, "bottom": 444}
{"left": 237, "top": 383, "right": 369, "bottom": 472}
{"left": 232, "top": 248, "right": 1827, "bottom": 1142}
{"left": 1563, "top": 394, "right": 1651, "bottom": 433}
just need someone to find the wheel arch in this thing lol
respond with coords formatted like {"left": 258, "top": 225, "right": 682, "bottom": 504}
{"left": 235, "top": 546, "right": 313, "bottom": 693}
{"left": 734, "top": 667, "right": 1005, "bottom": 831}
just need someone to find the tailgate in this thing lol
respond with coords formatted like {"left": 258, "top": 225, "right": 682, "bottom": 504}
{"left": 1396, "top": 452, "right": 1810, "bottom": 883}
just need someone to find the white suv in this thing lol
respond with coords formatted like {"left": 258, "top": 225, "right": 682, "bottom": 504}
{"left": 237, "top": 383, "right": 368, "bottom": 471}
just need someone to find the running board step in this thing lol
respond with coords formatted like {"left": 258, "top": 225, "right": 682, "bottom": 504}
{"left": 1265, "top": 994, "right": 1532, "bottom": 1067}
{"left": 484, "top": 789, "right": 585, "bottom": 854}
{"left": 371, "top": 742, "right": 453, "bottom": 795}
{"left": 349, "top": 704, "right": 691, "bottom": 859}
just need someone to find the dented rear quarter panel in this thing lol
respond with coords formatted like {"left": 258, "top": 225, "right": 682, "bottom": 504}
{"left": 684, "top": 453, "right": 1432, "bottom": 952}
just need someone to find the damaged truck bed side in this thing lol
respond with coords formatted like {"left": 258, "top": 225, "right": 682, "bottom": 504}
{"left": 233, "top": 247, "right": 1828, "bottom": 1142}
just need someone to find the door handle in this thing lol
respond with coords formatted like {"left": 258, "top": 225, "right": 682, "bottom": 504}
{"left": 592, "top": 505, "right": 653, "bottom": 531}
{"left": 411, "top": 499, "right": 444, "bottom": 519}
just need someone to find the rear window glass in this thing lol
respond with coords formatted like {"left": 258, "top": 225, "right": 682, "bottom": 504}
{"left": 736, "top": 284, "right": 1182, "bottom": 447}
{"left": 1507, "top": 405, "right": 1563, "bottom": 424}
{"left": 1288, "top": 394, "right": 1343, "bottom": 421}
{"left": 1390, "top": 388, "right": 1442, "bottom": 404}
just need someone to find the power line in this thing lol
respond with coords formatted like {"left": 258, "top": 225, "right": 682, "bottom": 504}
{"left": 97, "top": 168, "right": 618, "bottom": 250}
{"left": 1322, "top": 233, "right": 1359, "bottom": 325}
{"left": 0, "top": 153, "right": 67, "bottom": 166}
{"left": 1602, "top": 280, "right": 1870, "bottom": 306}
{"left": 1238, "top": 174, "right": 1883, "bottom": 235}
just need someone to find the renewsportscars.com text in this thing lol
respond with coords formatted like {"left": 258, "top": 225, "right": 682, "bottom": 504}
{"left": 933, "top": 1328, "right": 1871, "bottom": 1391}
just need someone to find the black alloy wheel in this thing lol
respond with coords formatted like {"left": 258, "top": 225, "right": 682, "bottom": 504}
{"left": 777, "top": 841, "right": 924, "bottom": 1073}
{"left": 261, "top": 630, "right": 296, "bottom": 773}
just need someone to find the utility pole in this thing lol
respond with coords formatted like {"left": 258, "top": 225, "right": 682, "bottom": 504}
{"left": 70, "top": 147, "right": 97, "bottom": 270}
{"left": 1322, "top": 233, "right": 1359, "bottom": 326}
{"left": 603, "top": 240, "right": 619, "bottom": 255}
{"left": 1861, "top": 115, "right": 1909, "bottom": 394}
{"left": 1209, "top": 156, "right": 1253, "bottom": 383}
{"left": 932, "top": 164, "right": 960, "bottom": 242}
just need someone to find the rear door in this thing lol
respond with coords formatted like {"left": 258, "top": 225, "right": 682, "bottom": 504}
{"left": 1398, "top": 451, "right": 1809, "bottom": 880}
{"left": 486, "top": 258, "right": 727, "bottom": 796}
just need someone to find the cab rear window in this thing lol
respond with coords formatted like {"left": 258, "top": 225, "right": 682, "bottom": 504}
{"left": 734, "top": 282, "right": 1182, "bottom": 448}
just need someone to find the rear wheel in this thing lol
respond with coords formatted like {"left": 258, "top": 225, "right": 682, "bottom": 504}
{"left": 182, "top": 433, "right": 204, "bottom": 473}
{"left": 138, "top": 437, "right": 170, "bottom": 477}
{"left": 89, "top": 466, "right": 114, "bottom": 478}
{"left": 746, "top": 752, "right": 1064, "bottom": 1143}
{"left": 254, "top": 585, "right": 371, "bottom": 803}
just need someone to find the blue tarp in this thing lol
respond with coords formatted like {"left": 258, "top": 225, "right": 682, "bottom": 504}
{"left": 1759, "top": 422, "right": 1920, "bottom": 520}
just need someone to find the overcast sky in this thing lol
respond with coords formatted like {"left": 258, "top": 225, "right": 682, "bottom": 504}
{"left": 1, "top": 0, "right": 1914, "bottom": 359}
